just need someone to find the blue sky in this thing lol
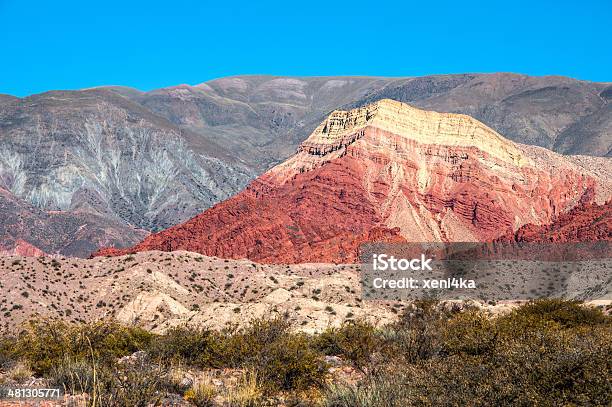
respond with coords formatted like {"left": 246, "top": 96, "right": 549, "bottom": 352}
{"left": 1, "top": 0, "right": 610, "bottom": 96}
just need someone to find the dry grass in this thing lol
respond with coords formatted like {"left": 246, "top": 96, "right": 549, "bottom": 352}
{"left": 184, "top": 377, "right": 217, "bottom": 407}
{"left": 7, "top": 361, "right": 33, "bottom": 383}
{"left": 224, "top": 370, "right": 262, "bottom": 407}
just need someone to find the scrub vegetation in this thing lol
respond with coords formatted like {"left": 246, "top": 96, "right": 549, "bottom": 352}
{"left": 0, "top": 299, "right": 609, "bottom": 406}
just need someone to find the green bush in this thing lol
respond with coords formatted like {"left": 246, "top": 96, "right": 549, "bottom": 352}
{"left": 148, "top": 325, "right": 218, "bottom": 367}
{"left": 220, "top": 317, "right": 328, "bottom": 393}
{"left": 440, "top": 309, "right": 498, "bottom": 356}
{"left": 378, "top": 300, "right": 449, "bottom": 364}
{"left": 314, "top": 320, "right": 379, "bottom": 372}
{"left": 325, "top": 300, "right": 612, "bottom": 406}
{"left": 11, "top": 319, "right": 153, "bottom": 375}
{"left": 148, "top": 317, "right": 328, "bottom": 393}
{"left": 255, "top": 333, "right": 327, "bottom": 393}
{"left": 0, "top": 336, "right": 16, "bottom": 370}
{"left": 222, "top": 317, "right": 293, "bottom": 368}
{"left": 97, "top": 356, "right": 166, "bottom": 407}
{"left": 184, "top": 381, "right": 216, "bottom": 407}
{"left": 502, "top": 299, "right": 608, "bottom": 328}
{"left": 324, "top": 372, "right": 412, "bottom": 407}
{"left": 49, "top": 357, "right": 97, "bottom": 396}
{"left": 50, "top": 354, "right": 168, "bottom": 407}
{"left": 1, "top": 300, "right": 609, "bottom": 404}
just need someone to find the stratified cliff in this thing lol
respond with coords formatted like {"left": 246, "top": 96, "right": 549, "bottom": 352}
{"left": 95, "top": 100, "right": 611, "bottom": 263}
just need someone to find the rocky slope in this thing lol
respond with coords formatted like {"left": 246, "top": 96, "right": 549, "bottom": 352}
{"left": 1, "top": 74, "right": 610, "bottom": 256}
{"left": 2, "top": 251, "right": 607, "bottom": 335}
{"left": 346, "top": 74, "right": 611, "bottom": 156}
{"left": 121, "top": 77, "right": 396, "bottom": 172}
{"left": 96, "top": 100, "right": 611, "bottom": 263}
{"left": 0, "top": 251, "right": 397, "bottom": 334}
{"left": 0, "top": 187, "right": 146, "bottom": 257}
{"left": 122, "top": 74, "right": 612, "bottom": 165}
{"left": 0, "top": 89, "right": 252, "bottom": 243}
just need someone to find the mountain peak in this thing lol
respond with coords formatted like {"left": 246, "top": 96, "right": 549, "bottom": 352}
{"left": 300, "top": 99, "right": 526, "bottom": 167}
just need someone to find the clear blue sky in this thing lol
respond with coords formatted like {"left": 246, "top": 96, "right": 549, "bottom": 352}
{"left": 1, "top": 0, "right": 610, "bottom": 96}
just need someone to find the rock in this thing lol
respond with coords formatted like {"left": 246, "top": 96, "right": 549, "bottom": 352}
{"left": 500, "top": 200, "right": 612, "bottom": 242}
{"left": 0, "top": 89, "right": 253, "bottom": 257}
{"left": 118, "top": 350, "right": 149, "bottom": 365}
{"left": 179, "top": 377, "right": 194, "bottom": 390}
{"left": 0, "top": 239, "right": 46, "bottom": 257}
{"left": 95, "top": 100, "right": 611, "bottom": 263}
{"left": 325, "top": 355, "right": 343, "bottom": 366}
{"left": 0, "top": 187, "right": 147, "bottom": 258}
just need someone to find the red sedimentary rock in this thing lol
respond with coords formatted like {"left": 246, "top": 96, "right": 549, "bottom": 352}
{"left": 501, "top": 200, "right": 611, "bottom": 242}
{"left": 0, "top": 239, "right": 47, "bottom": 257}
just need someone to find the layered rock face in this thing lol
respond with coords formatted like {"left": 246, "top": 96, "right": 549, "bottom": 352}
{"left": 0, "top": 239, "right": 46, "bottom": 257}
{"left": 502, "top": 200, "right": 612, "bottom": 242}
{"left": 347, "top": 74, "right": 611, "bottom": 156}
{"left": 95, "top": 100, "right": 611, "bottom": 263}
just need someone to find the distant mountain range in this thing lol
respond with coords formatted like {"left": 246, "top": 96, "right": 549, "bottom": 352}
{"left": 1, "top": 73, "right": 610, "bottom": 256}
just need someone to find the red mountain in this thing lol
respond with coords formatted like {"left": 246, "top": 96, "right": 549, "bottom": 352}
{"left": 95, "top": 100, "right": 611, "bottom": 263}
{"left": 501, "top": 200, "right": 611, "bottom": 242}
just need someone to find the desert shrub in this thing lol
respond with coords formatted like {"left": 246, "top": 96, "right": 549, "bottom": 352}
{"left": 49, "top": 353, "right": 169, "bottom": 407}
{"left": 327, "top": 328, "right": 612, "bottom": 406}
{"left": 184, "top": 380, "right": 217, "bottom": 407}
{"left": 219, "top": 316, "right": 293, "bottom": 368}
{"left": 96, "top": 355, "right": 167, "bottom": 407}
{"left": 11, "top": 319, "right": 153, "bottom": 375}
{"left": 3, "top": 300, "right": 607, "bottom": 404}
{"left": 148, "top": 325, "right": 221, "bottom": 367}
{"left": 160, "top": 364, "right": 194, "bottom": 396}
{"left": 148, "top": 317, "right": 327, "bottom": 393}
{"left": 218, "top": 317, "right": 326, "bottom": 393}
{"left": 314, "top": 320, "right": 379, "bottom": 372}
{"left": 325, "top": 372, "right": 412, "bottom": 407}
{"left": 411, "top": 327, "right": 608, "bottom": 405}
{"left": 6, "top": 361, "right": 33, "bottom": 383}
{"left": 224, "top": 370, "right": 262, "bottom": 407}
{"left": 0, "top": 336, "right": 16, "bottom": 369}
{"left": 183, "top": 369, "right": 262, "bottom": 407}
{"left": 325, "top": 300, "right": 612, "bottom": 406}
{"left": 501, "top": 299, "right": 608, "bottom": 329}
{"left": 49, "top": 357, "right": 96, "bottom": 395}
{"left": 377, "top": 300, "right": 449, "bottom": 364}
{"left": 440, "top": 309, "right": 498, "bottom": 356}
{"left": 254, "top": 332, "right": 327, "bottom": 393}
{"left": 151, "top": 317, "right": 295, "bottom": 369}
